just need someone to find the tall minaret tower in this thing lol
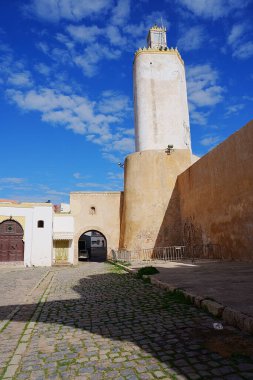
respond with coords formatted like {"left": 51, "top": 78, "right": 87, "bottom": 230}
{"left": 133, "top": 25, "right": 191, "bottom": 152}
{"left": 120, "top": 25, "right": 193, "bottom": 252}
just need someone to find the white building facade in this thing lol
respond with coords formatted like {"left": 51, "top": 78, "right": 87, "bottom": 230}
{"left": 0, "top": 203, "right": 53, "bottom": 266}
{"left": 0, "top": 202, "right": 74, "bottom": 267}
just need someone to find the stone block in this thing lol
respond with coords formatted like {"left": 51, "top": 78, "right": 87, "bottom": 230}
{"left": 194, "top": 296, "right": 204, "bottom": 308}
{"left": 182, "top": 291, "right": 195, "bottom": 304}
{"left": 243, "top": 316, "right": 253, "bottom": 334}
{"left": 222, "top": 307, "right": 245, "bottom": 331}
{"left": 201, "top": 300, "right": 224, "bottom": 317}
{"left": 150, "top": 278, "right": 161, "bottom": 286}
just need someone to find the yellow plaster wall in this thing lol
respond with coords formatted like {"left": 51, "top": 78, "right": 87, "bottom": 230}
{"left": 0, "top": 216, "right": 25, "bottom": 231}
{"left": 177, "top": 120, "right": 253, "bottom": 260}
{"left": 120, "top": 149, "right": 192, "bottom": 251}
{"left": 70, "top": 192, "right": 123, "bottom": 264}
{"left": 0, "top": 216, "right": 26, "bottom": 241}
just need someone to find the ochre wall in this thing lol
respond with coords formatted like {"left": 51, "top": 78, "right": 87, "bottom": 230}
{"left": 70, "top": 192, "right": 123, "bottom": 264}
{"left": 177, "top": 120, "right": 253, "bottom": 260}
{"left": 120, "top": 149, "right": 192, "bottom": 251}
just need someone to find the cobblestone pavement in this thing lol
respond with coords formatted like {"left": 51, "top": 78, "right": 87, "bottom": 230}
{"left": 0, "top": 267, "right": 48, "bottom": 320}
{"left": 1, "top": 263, "right": 253, "bottom": 380}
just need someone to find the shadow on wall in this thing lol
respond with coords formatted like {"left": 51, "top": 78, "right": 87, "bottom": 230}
{"left": 118, "top": 191, "right": 124, "bottom": 248}
{"left": 155, "top": 121, "right": 253, "bottom": 260}
{"left": 154, "top": 180, "right": 183, "bottom": 248}
{"left": 1, "top": 270, "right": 253, "bottom": 378}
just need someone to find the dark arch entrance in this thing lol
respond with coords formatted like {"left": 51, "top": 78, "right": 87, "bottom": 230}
{"left": 0, "top": 220, "right": 24, "bottom": 262}
{"left": 78, "top": 230, "right": 107, "bottom": 262}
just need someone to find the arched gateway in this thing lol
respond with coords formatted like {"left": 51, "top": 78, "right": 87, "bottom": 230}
{"left": 0, "top": 220, "right": 24, "bottom": 262}
{"left": 78, "top": 230, "right": 107, "bottom": 262}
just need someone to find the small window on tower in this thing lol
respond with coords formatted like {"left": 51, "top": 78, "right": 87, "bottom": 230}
{"left": 90, "top": 206, "right": 96, "bottom": 215}
{"left": 37, "top": 220, "right": 44, "bottom": 228}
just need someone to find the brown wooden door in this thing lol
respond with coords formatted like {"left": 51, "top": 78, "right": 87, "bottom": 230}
{"left": 0, "top": 220, "right": 24, "bottom": 262}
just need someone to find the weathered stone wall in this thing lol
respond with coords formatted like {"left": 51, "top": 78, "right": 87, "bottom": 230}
{"left": 70, "top": 192, "right": 123, "bottom": 264}
{"left": 177, "top": 120, "right": 253, "bottom": 260}
{"left": 120, "top": 149, "right": 192, "bottom": 251}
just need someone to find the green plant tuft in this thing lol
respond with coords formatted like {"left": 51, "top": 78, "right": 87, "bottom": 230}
{"left": 136, "top": 266, "right": 159, "bottom": 278}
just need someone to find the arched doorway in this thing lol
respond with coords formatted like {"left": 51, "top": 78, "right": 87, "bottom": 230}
{"left": 78, "top": 230, "right": 107, "bottom": 262}
{"left": 0, "top": 220, "right": 24, "bottom": 262}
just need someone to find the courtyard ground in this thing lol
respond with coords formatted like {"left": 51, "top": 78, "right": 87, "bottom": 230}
{"left": 0, "top": 262, "right": 253, "bottom": 380}
{"left": 130, "top": 260, "right": 253, "bottom": 317}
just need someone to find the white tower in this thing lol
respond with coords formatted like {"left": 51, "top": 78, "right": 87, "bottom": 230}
{"left": 133, "top": 25, "right": 191, "bottom": 152}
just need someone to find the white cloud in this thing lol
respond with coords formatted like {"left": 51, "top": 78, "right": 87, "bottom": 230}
{"left": 66, "top": 25, "right": 104, "bottom": 43}
{"left": 46, "top": 189, "right": 69, "bottom": 196}
{"left": 106, "top": 25, "right": 127, "bottom": 46}
{"left": 36, "top": 41, "right": 50, "bottom": 54}
{"left": 190, "top": 109, "right": 210, "bottom": 126}
{"left": 0, "top": 177, "right": 25, "bottom": 184}
{"left": 24, "top": 0, "right": 113, "bottom": 22}
{"left": 98, "top": 91, "right": 131, "bottom": 114}
{"left": 232, "top": 41, "right": 253, "bottom": 59}
{"left": 102, "top": 152, "right": 120, "bottom": 163}
{"left": 186, "top": 64, "right": 224, "bottom": 125}
{"left": 187, "top": 64, "right": 224, "bottom": 106}
{"left": 51, "top": 34, "right": 122, "bottom": 77}
{"left": 122, "top": 128, "right": 134, "bottom": 136}
{"left": 6, "top": 86, "right": 133, "bottom": 159}
{"left": 227, "top": 23, "right": 253, "bottom": 59}
{"left": 8, "top": 72, "right": 33, "bottom": 87}
{"left": 243, "top": 95, "right": 253, "bottom": 101}
{"left": 75, "top": 182, "right": 117, "bottom": 190}
{"left": 200, "top": 134, "right": 221, "bottom": 147}
{"left": 107, "top": 171, "right": 124, "bottom": 180}
{"left": 177, "top": 26, "right": 205, "bottom": 51}
{"left": 108, "top": 137, "right": 135, "bottom": 153}
{"left": 228, "top": 23, "right": 247, "bottom": 46}
{"left": 75, "top": 43, "right": 121, "bottom": 77}
{"left": 34, "top": 63, "right": 52, "bottom": 76}
{"left": 176, "top": 0, "right": 249, "bottom": 20}
{"left": 111, "top": 0, "right": 130, "bottom": 26}
{"left": 225, "top": 103, "right": 245, "bottom": 116}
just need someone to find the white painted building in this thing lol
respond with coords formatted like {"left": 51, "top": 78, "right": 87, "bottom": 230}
{"left": 134, "top": 25, "right": 191, "bottom": 152}
{"left": 0, "top": 201, "right": 74, "bottom": 267}
{"left": 0, "top": 202, "right": 53, "bottom": 266}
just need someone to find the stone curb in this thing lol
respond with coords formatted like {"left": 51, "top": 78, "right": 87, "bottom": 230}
{"left": 107, "top": 260, "right": 136, "bottom": 274}
{"left": 0, "top": 270, "right": 50, "bottom": 333}
{"left": 107, "top": 261, "right": 253, "bottom": 335}
{"left": 149, "top": 277, "right": 253, "bottom": 335}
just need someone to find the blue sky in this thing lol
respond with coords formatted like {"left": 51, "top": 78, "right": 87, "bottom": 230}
{"left": 0, "top": 0, "right": 252, "bottom": 204}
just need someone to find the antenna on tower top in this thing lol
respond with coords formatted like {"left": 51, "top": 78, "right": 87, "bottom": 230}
{"left": 160, "top": 16, "right": 164, "bottom": 29}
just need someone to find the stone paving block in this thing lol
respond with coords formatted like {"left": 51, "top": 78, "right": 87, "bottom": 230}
{"left": 3, "top": 364, "right": 19, "bottom": 379}
{"left": 201, "top": 299, "right": 224, "bottom": 317}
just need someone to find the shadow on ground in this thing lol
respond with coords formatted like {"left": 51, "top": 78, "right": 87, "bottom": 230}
{"left": 1, "top": 267, "right": 253, "bottom": 379}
